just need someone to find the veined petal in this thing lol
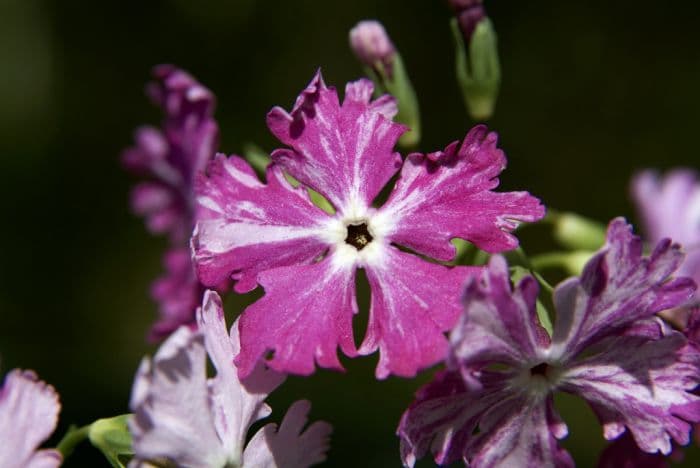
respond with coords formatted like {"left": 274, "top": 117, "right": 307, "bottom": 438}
{"left": 362, "top": 247, "right": 479, "bottom": 378}
{"left": 0, "top": 370, "right": 61, "bottom": 468}
{"left": 597, "top": 432, "right": 670, "bottom": 468}
{"left": 561, "top": 331, "right": 700, "bottom": 455}
{"left": 551, "top": 218, "right": 696, "bottom": 359}
{"left": 398, "top": 370, "right": 571, "bottom": 467}
{"left": 129, "top": 327, "right": 228, "bottom": 467}
{"left": 193, "top": 154, "right": 330, "bottom": 292}
{"left": 235, "top": 257, "right": 358, "bottom": 378}
{"left": 267, "top": 71, "right": 405, "bottom": 213}
{"left": 196, "top": 291, "right": 284, "bottom": 459}
{"left": 242, "top": 400, "right": 332, "bottom": 468}
{"left": 376, "top": 125, "right": 545, "bottom": 260}
{"left": 450, "top": 255, "right": 548, "bottom": 369}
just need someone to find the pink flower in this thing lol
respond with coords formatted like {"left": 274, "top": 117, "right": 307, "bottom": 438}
{"left": 193, "top": 71, "right": 544, "bottom": 379}
{"left": 122, "top": 65, "right": 219, "bottom": 339}
{"left": 130, "top": 290, "right": 332, "bottom": 467}
{"left": 398, "top": 219, "right": 700, "bottom": 466}
{"left": 0, "top": 369, "right": 62, "bottom": 468}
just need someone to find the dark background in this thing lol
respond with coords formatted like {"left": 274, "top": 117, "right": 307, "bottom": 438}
{"left": 1, "top": 0, "right": 699, "bottom": 466}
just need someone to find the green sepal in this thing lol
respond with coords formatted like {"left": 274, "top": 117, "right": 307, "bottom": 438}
{"left": 365, "top": 53, "right": 421, "bottom": 149}
{"left": 451, "top": 18, "right": 501, "bottom": 121}
{"left": 88, "top": 414, "right": 134, "bottom": 468}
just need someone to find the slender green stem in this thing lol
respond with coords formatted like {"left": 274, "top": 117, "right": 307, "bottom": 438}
{"left": 56, "top": 423, "right": 92, "bottom": 459}
{"left": 530, "top": 252, "right": 571, "bottom": 271}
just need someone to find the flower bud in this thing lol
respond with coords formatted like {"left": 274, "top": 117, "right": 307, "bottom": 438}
{"left": 349, "top": 20, "right": 421, "bottom": 148}
{"left": 449, "top": 1, "right": 500, "bottom": 120}
{"left": 349, "top": 21, "right": 396, "bottom": 78}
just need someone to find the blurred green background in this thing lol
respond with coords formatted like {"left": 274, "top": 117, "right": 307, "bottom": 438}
{"left": 1, "top": 0, "right": 699, "bottom": 466}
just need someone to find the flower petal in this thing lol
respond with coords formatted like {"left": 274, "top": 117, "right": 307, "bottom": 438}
{"left": 243, "top": 400, "right": 332, "bottom": 468}
{"left": 267, "top": 71, "right": 405, "bottom": 212}
{"left": 0, "top": 370, "right": 61, "bottom": 468}
{"left": 561, "top": 330, "right": 700, "bottom": 455}
{"left": 148, "top": 247, "right": 203, "bottom": 341}
{"left": 551, "top": 218, "right": 696, "bottom": 360}
{"left": 129, "top": 327, "right": 227, "bottom": 467}
{"left": 376, "top": 125, "right": 545, "bottom": 260}
{"left": 449, "top": 255, "right": 548, "bottom": 369}
{"left": 361, "top": 247, "right": 479, "bottom": 378}
{"left": 196, "top": 291, "right": 284, "bottom": 457}
{"left": 235, "top": 257, "right": 358, "bottom": 378}
{"left": 193, "top": 154, "right": 330, "bottom": 292}
{"left": 597, "top": 432, "right": 671, "bottom": 468}
{"left": 398, "top": 370, "right": 572, "bottom": 467}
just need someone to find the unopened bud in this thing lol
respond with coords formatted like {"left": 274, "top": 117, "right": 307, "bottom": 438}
{"left": 349, "top": 21, "right": 396, "bottom": 78}
{"left": 449, "top": 1, "right": 500, "bottom": 121}
{"left": 349, "top": 20, "right": 421, "bottom": 148}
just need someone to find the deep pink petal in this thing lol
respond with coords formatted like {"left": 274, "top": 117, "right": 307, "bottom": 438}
{"left": 449, "top": 255, "right": 548, "bottom": 369}
{"left": 243, "top": 400, "right": 332, "bottom": 468}
{"left": 193, "top": 154, "right": 331, "bottom": 292}
{"left": 148, "top": 247, "right": 203, "bottom": 341}
{"left": 551, "top": 218, "right": 696, "bottom": 360}
{"left": 561, "top": 331, "right": 700, "bottom": 455}
{"left": 0, "top": 370, "right": 61, "bottom": 468}
{"left": 235, "top": 257, "right": 358, "bottom": 378}
{"left": 377, "top": 125, "right": 545, "bottom": 260}
{"left": 362, "top": 247, "right": 479, "bottom": 378}
{"left": 266, "top": 71, "right": 405, "bottom": 212}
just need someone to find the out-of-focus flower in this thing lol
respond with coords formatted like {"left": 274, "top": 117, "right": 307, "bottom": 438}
{"left": 448, "top": 0, "right": 500, "bottom": 121}
{"left": 192, "top": 71, "right": 545, "bottom": 379}
{"left": 349, "top": 20, "right": 421, "bottom": 147}
{"left": 122, "top": 65, "right": 219, "bottom": 339}
{"left": 129, "top": 290, "right": 332, "bottom": 467}
{"left": 632, "top": 169, "right": 700, "bottom": 313}
{"left": 398, "top": 219, "right": 700, "bottom": 467}
{"left": 0, "top": 369, "right": 62, "bottom": 468}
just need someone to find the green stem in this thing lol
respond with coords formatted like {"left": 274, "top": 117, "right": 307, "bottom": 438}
{"left": 530, "top": 252, "right": 570, "bottom": 271}
{"left": 56, "top": 423, "right": 92, "bottom": 459}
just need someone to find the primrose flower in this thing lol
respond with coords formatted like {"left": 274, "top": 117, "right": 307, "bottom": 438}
{"left": 193, "top": 72, "right": 544, "bottom": 379}
{"left": 122, "top": 65, "right": 219, "bottom": 338}
{"left": 632, "top": 169, "right": 700, "bottom": 311}
{"left": 349, "top": 21, "right": 396, "bottom": 77}
{"left": 398, "top": 218, "right": 700, "bottom": 467}
{"left": 0, "top": 369, "right": 62, "bottom": 468}
{"left": 129, "top": 290, "right": 332, "bottom": 468}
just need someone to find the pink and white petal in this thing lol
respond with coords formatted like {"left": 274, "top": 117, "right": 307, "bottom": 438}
{"left": 242, "top": 400, "right": 332, "bottom": 468}
{"left": 561, "top": 331, "right": 700, "bottom": 455}
{"left": 196, "top": 290, "right": 284, "bottom": 457}
{"left": 449, "top": 255, "right": 547, "bottom": 370}
{"left": 361, "top": 247, "right": 479, "bottom": 378}
{"left": 129, "top": 327, "right": 227, "bottom": 467}
{"left": 551, "top": 218, "right": 696, "bottom": 360}
{"left": 465, "top": 396, "right": 573, "bottom": 468}
{"left": 235, "top": 257, "right": 358, "bottom": 378}
{"left": 23, "top": 451, "right": 62, "bottom": 468}
{"left": 266, "top": 72, "right": 405, "bottom": 212}
{"left": 193, "top": 154, "right": 331, "bottom": 292}
{"left": 376, "top": 125, "right": 545, "bottom": 260}
{"left": 0, "top": 370, "right": 61, "bottom": 468}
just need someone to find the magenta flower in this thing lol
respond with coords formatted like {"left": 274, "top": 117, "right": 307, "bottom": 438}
{"left": 632, "top": 169, "right": 700, "bottom": 307}
{"left": 0, "top": 369, "right": 62, "bottom": 468}
{"left": 122, "top": 65, "right": 219, "bottom": 338}
{"left": 398, "top": 218, "right": 700, "bottom": 467}
{"left": 129, "top": 290, "right": 332, "bottom": 468}
{"left": 192, "top": 72, "right": 544, "bottom": 379}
